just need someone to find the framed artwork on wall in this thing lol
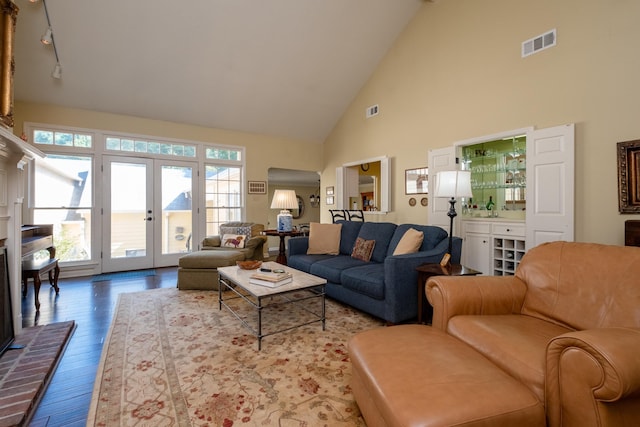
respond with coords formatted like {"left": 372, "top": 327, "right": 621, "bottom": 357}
{"left": 405, "top": 167, "right": 428, "bottom": 195}
{"left": 617, "top": 139, "right": 640, "bottom": 213}
{"left": 326, "top": 196, "right": 334, "bottom": 205}
{"left": 326, "top": 186, "right": 334, "bottom": 196}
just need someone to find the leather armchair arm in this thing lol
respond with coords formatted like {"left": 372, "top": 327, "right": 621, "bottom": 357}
{"left": 426, "top": 275, "right": 527, "bottom": 330}
{"left": 545, "top": 327, "right": 640, "bottom": 427}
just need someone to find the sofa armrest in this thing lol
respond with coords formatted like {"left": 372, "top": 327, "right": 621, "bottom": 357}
{"left": 382, "top": 237, "right": 462, "bottom": 324}
{"left": 287, "top": 236, "right": 309, "bottom": 256}
{"left": 546, "top": 327, "right": 640, "bottom": 427}
{"left": 426, "top": 275, "right": 527, "bottom": 330}
{"left": 202, "top": 235, "right": 222, "bottom": 248}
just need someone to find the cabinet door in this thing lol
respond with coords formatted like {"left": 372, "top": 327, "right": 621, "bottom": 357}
{"left": 526, "top": 124, "right": 575, "bottom": 248}
{"left": 463, "top": 233, "right": 491, "bottom": 275}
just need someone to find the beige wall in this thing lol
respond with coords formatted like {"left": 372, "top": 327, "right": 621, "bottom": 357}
{"left": 13, "top": 101, "right": 324, "bottom": 228}
{"left": 322, "top": 0, "right": 640, "bottom": 245}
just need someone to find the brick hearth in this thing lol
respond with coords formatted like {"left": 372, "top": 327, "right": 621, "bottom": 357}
{"left": 0, "top": 321, "right": 75, "bottom": 427}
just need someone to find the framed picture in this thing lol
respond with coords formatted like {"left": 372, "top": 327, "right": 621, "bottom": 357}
{"left": 405, "top": 167, "right": 428, "bottom": 195}
{"left": 326, "top": 196, "right": 334, "bottom": 205}
{"left": 247, "top": 181, "right": 266, "bottom": 194}
{"left": 617, "top": 139, "right": 640, "bottom": 213}
{"left": 326, "top": 186, "right": 334, "bottom": 196}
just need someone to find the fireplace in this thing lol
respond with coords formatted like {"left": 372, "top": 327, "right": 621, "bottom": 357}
{"left": 0, "top": 246, "right": 14, "bottom": 356}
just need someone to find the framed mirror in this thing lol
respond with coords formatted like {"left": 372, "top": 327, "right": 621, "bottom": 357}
{"left": 0, "top": 0, "right": 18, "bottom": 128}
{"left": 292, "top": 195, "right": 305, "bottom": 219}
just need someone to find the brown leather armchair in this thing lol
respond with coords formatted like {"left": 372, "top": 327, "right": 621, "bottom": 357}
{"left": 427, "top": 241, "right": 640, "bottom": 427}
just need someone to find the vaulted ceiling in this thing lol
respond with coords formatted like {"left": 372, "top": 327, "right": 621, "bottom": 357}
{"left": 13, "top": 0, "right": 424, "bottom": 143}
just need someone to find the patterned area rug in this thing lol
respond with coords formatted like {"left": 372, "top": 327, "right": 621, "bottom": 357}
{"left": 87, "top": 287, "right": 384, "bottom": 426}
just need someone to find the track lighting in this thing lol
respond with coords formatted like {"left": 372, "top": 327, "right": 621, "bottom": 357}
{"left": 40, "top": 27, "right": 52, "bottom": 45}
{"left": 37, "top": 0, "right": 62, "bottom": 79}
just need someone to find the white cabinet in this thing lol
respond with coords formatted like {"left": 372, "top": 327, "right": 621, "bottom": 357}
{"left": 462, "top": 220, "right": 526, "bottom": 276}
{"left": 461, "top": 221, "right": 491, "bottom": 275}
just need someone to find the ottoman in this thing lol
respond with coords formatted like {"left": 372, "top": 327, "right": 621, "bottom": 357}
{"left": 177, "top": 250, "right": 245, "bottom": 290}
{"left": 348, "top": 325, "right": 545, "bottom": 427}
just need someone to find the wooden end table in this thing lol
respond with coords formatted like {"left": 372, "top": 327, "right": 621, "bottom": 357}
{"left": 261, "top": 229, "right": 304, "bottom": 265}
{"left": 416, "top": 263, "right": 481, "bottom": 324}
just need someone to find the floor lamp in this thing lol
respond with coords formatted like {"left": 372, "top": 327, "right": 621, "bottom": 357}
{"left": 435, "top": 171, "right": 473, "bottom": 262}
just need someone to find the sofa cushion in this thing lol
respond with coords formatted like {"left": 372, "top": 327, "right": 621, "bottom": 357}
{"left": 336, "top": 220, "right": 364, "bottom": 255}
{"left": 356, "top": 222, "right": 397, "bottom": 263}
{"left": 341, "top": 264, "right": 385, "bottom": 300}
{"left": 351, "top": 237, "right": 376, "bottom": 262}
{"left": 307, "top": 222, "right": 342, "bottom": 255}
{"left": 310, "top": 255, "right": 368, "bottom": 284}
{"left": 392, "top": 228, "right": 424, "bottom": 255}
{"left": 447, "top": 314, "right": 572, "bottom": 401}
{"left": 287, "top": 253, "right": 334, "bottom": 273}
{"left": 221, "top": 234, "right": 246, "bottom": 248}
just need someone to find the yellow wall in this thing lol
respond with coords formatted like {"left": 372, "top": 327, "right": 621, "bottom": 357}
{"left": 13, "top": 101, "right": 324, "bottom": 228}
{"left": 322, "top": 0, "right": 640, "bottom": 244}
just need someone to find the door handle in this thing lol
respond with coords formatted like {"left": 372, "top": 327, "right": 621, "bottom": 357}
{"left": 145, "top": 217, "right": 153, "bottom": 221}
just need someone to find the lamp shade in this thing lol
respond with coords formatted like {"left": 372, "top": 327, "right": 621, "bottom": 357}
{"left": 270, "top": 189, "right": 298, "bottom": 232}
{"left": 270, "top": 189, "right": 298, "bottom": 210}
{"left": 435, "top": 171, "right": 472, "bottom": 198}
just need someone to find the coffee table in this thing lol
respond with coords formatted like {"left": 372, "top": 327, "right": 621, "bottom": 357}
{"left": 217, "top": 261, "right": 327, "bottom": 350}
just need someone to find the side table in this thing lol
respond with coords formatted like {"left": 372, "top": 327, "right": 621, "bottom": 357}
{"left": 416, "top": 263, "right": 481, "bottom": 324}
{"left": 261, "top": 229, "right": 304, "bottom": 265}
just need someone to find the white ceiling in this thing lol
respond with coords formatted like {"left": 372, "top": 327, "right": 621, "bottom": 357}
{"left": 13, "top": 0, "right": 424, "bottom": 144}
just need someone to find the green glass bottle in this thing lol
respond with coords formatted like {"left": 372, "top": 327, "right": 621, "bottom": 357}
{"left": 486, "top": 196, "right": 495, "bottom": 211}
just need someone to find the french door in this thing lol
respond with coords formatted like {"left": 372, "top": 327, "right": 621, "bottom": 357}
{"left": 101, "top": 156, "right": 197, "bottom": 272}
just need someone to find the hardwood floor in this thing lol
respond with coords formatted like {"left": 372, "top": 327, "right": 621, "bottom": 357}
{"left": 20, "top": 267, "right": 178, "bottom": 427}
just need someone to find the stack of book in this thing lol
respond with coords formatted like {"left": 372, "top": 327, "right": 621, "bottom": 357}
{"left": 249, "top": 271, "right": 293, "bottom": 287}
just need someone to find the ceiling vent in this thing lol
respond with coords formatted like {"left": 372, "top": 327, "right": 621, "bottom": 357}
{"left": 366, "top": 104, "right": 379, "bottom": 119}
{"left": 522, "top": 29, "right": 556, "bottom": 58}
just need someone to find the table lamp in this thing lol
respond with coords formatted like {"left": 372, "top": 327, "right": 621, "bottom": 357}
{"left": 435, "top": 170, "right": 473, "bottom": 258}
{"left": 270, "top": 189, "right": 298, "bottom": 232}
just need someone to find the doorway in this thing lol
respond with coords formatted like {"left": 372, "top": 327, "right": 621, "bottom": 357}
{"left": 101, "top": 156, "right": 197, "bottom": 272}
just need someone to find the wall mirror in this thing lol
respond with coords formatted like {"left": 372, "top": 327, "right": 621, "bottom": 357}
{"left": 336, "top": 156, "right": 390, "bottom": 213}
{"left": 0, "top": 0, "right": 18, "bottom": 128}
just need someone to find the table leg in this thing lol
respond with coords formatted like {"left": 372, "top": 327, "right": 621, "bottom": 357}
{"left": 257, "top": 297, "right": 263, "bottom": 351}
{"left": 49, "top": 262, "right": 60, "bottom": 294}
{"left": 276, "top": 235, "right": 287, "bottom": 265}
{"left": 33, "top": 274, "right": 42, "bottom": 312}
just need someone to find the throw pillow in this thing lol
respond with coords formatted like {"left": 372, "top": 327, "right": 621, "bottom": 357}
{"left": 221, "top": 234, "right": 246, "bottom": 249}
{"left": 393, "top": 228, "right": 424, "bottom": 255}
{"left": 351, "top": 237, "right": 376, "bottom": 262}
{"left": 307, "top": 223, "right": 342, "bottom": 255}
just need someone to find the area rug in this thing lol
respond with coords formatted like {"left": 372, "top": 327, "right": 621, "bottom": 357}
{"left": 87, "top": 287, "right": 384, "bottom": 426}
{"left": 91, "top": 269, "right": 156, "bottom": 282}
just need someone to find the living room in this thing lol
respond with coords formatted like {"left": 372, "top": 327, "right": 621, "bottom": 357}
{"left": 2, "top": 0, "right": 640, "bottom": 425}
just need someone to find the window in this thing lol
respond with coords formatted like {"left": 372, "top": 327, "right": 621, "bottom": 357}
{"left": 205, "top": 165, "right": 242, "bottom": 236}
{"left": 33, "top": 155, "right": 93, "bottom": 262}
{"left": 33, "top": 130, "right": 92, "bottom": 148}
{"left": 105, "top": 136, "right": 196, "bottom": 158}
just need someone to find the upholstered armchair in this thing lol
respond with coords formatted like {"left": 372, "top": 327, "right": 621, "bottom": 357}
{"left": 201, "top": 222, "right": 267, "bottom": 260}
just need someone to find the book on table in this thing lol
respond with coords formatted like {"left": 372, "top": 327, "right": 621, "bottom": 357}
{"left": 249, "top": 271, "right": 293, "bottom": 287}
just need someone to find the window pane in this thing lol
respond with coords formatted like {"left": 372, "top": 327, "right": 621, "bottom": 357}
{"left": 106, "top": 137, "right": 120, "bottom": 150}
{"left": 34, "top": 130, "right": 53, "bottom": 145}
{"left": 121, "top": 139, "right": 134, "bottom": 151}
{"left": 54, "top": 132, "right": 74, "bottom": 146}
{"left": 34, "top": 155, "right": 92, "bottom": 208}
{"left": 134, "top": 140, "right": 147, "bottom": 152}
{"left": 74, "top": 134, "right": 92, "bottom": 148}
{"left": 205, "top": 165, "right": 242, "bottom": 236}
{"left": 33, "top": 209, "right": 92, "bottom": 262}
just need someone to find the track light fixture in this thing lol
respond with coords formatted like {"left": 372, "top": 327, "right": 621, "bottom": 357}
{"left": 39, "top": 0, "right": 62, "bottom": 79}
{"left": 40, "top": 27, "right": 52, "bottom": 45}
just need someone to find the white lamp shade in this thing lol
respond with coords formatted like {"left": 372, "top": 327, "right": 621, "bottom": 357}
{"left": 270, "top": 189, "right": 298, "bottom": 210}
{"left": 435, "top": 171, "right": 473, "bottom": 198}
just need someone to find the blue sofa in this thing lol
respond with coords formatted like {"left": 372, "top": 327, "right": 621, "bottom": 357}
{"left": 287, "top": 221, "right": 461, "bottom": 324}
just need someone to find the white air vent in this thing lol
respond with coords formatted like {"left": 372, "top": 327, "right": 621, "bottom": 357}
{"left": 366, "top": 104, "right": 379, "bottom": 118}
{"left": 522, "top": 29, "right": 556, "bottom": 58}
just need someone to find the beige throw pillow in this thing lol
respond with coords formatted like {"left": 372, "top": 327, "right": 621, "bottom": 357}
{"left": 307, "top": 223, "right": 342, "bottom": 255}
{"left": 393, "top": 228, "right": 424, "bottom": 255}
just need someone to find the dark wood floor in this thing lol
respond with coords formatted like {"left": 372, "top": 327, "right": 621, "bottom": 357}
{"left": 20, "top": 267, "right": 178, "bottom": 427}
